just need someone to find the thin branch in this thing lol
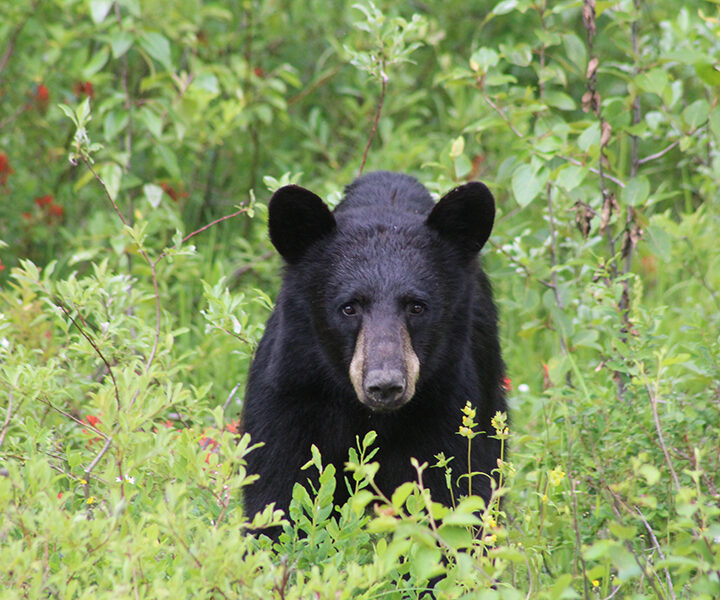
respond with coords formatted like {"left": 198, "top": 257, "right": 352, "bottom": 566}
{"left": 56, "top": 300, "right": 121, "bottom": 413}
{"left": 154, "top": 207, "right": 249, "bottom": 266}
{"left": 0, "top": 0, "right": 39, "bottom": 79}
{"left": 81, "top": 157, "right": 162, "bottom": 371}
{"left": 287, "top": 65, "right": 342, "bottom": 106}
{"left": 645, "top": 379, "right": 680, "bottom": 490}
{"left": 558, "top": 155, "right": 625, "bottom": 188}
{"left": 84, "top": 435, "right": 114, "bottom": 480}
{"left": 637, "top": 139, "right": 680, "bottom": 166}
{"left": 546, "top": 183, "right": 568, "bottom": 356}
{"left": 570, "top": 479, "right": 591, "bottom": 600}
{"left": 358, "top": 70, "right": 388, "bottom": 176}
{"left": 480, "top": 86, "right": 524, "bottom": 138}
{"left": 635, "top": 506, "right": 676, "bottom": 600}
{"left": 0, "top": 392, "right": 13, "bottom": 449}
{"left": 222, "top": 383, "right": 241, "bottom": 413}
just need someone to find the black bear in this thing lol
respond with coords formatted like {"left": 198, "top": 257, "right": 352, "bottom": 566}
{"left": 242, "top": 171, "right": 506, "bottom": 531}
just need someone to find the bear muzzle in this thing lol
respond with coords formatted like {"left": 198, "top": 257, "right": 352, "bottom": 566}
{"left": 349, "top": 322, "right": 420, "bottom": 412}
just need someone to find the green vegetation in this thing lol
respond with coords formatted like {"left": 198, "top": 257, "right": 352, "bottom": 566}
{"left": 1, "top": 0, "right": 719, "bottom": 597}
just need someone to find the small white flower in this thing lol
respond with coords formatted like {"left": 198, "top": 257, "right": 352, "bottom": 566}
{"left": 518, "top": 383, "right": 530, "bottom": 393}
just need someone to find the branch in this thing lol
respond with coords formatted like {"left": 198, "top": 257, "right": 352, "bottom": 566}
{"left": 56, "top": 299, "right": 121, "bottom": 413}
{"left": 637, "top": 139, "right": 680, "bottom": 166}
{"left": 358, "top": 70, "right": 388, "bottom": 176}
{"left": 0, "top": 392, "right": 13, "bottom": 449}
{"left": 0, "top": 0, "right": 39, "bottom": 79}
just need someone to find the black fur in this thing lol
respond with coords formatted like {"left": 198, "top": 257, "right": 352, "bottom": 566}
{"left": 243, "top": 171, "right": 506, "bottom": 533}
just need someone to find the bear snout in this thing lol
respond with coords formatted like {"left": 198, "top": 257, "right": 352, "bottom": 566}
{"left": 349, "top": 321, "right": 420, "bottom": 411}
{"left": 364, "top": 368, "right": 406, "bottom": 408}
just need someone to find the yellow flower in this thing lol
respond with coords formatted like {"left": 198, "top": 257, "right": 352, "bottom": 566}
{"left": 542, "top": 494, "right": 548, "bottom": 503}
{"left": 79, "top": 479, "right": 88, "bottom": 485}
{"left": 549, "top": 466, "right": 565, "bottom": 486}
{"left": 461, "top": 401, "right": 476, "bottom": 419}
{"left": 592, "top": 579, "right": 600, "bottom": 588}
{"left": 86, "top": 496, "right": 96, "bottom": 504}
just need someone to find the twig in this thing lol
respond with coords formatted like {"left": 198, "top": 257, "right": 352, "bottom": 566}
{"left": 480, "top": 86, "right": 524, "bottom": 138}
{"left": 154, "top": 207, "right": 249, "bottom": 265}
{"left": 635, "top": 506, "right": 676, "bottom": 600}
{"left": 358, "top": 70, "right": 388, "bottom": 176}
{"left": 571, "top": 478, "right": 591, "bottom": 600}
{"left": 288, "top": 65, "right": 342, "bottom": 106}
{"left": 637, "top": 139, "right": 681, "bottom": 166}
{"left": 56, "top": 299, "right": 121, "bottom": 413}
{"left": 644, "top": 378, "right": 680, "bottom": 490}
{"left": 546, "top": 182, "right": 568, "bottom": 356}
{"left": 0, "top": 392, "right": 13, "bottom": 448}
{"left": 0, "top": 0, "right": 39, "bottom": 79}
{"left": 222, "top": 383, "right": 241, "bottom": 413}
{"left": 558, "top": 155, "right": 625, "bottom": 188}
{"left": 81, "top": 156, "right": 162, "bottom": 371}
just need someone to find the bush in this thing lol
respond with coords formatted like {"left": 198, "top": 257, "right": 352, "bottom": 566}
{"left": 1, "top": 0, "right": 718, "bottom": 597}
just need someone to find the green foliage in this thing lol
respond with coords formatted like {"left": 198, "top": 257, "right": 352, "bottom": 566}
{"left": 1, "top": 0, "right": 719, "bottom": 597}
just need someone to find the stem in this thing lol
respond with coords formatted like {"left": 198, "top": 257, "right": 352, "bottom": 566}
{"left": 358, "top": 70, "right": 387, "bottom": 177}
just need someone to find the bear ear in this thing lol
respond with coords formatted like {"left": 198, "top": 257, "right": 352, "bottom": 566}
{"left": 268, "top": 184, "right": 336, "bottom": 263}
{"left": 426, "top": 181, "right": 496, "bottom": 259}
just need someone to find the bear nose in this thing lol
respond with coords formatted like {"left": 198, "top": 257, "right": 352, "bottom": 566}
{"left": 364, "top": 369, "right": 406, "bottom": 406}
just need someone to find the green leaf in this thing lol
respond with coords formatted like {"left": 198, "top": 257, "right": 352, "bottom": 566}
{"left": 608, "top": 521, "right": 636, "bottom": 540}
{"left": 103, "top": 110, "right": 129, "bottom": 142}
{"left": 683, "top": 99, "right": 710, "bottom": 130}
{"left": 493, "top": 0, "right": 519, "bottom": 15}
{"left": 635, "top": 68, "right": 669, "bottom": 97}
{"left": 545, "top": 90, "right": 576, "bottom": 111}
{"left": 562, "top": 33, "right": 586, "bottom": 71}
{"left": 577, "top": 122, "right": 600, "bottom": 152}
{"left": 108, "top": 31, "right": 134, "bottom": 59}
{"left": 469, "top": 48, "right": 499, "bottom": 72}
{"left": 98, "top": 162, "right": 123, "bottom": 201}
{"left": 82, "top": 45, "right": 109, "bottom": 78}
{"left": 711, "top": 109, "right": 720, "bottom": 144}
{"left": 512, "top": 164, "right": 544, "bottom": 207}
{"left": 89, "top": 0, "right": 113, "bottom": 24}
{"left": 139, "top": 32, "right": 173, "bottom": 70}
{"left": 143, "top": 184, "right": 163, "bottom": 208}
{"left": 623, "top": 176, "right": 650, "bottom": 207}
{"left": 695, "top": 62, "right": 720, "bottom": 87}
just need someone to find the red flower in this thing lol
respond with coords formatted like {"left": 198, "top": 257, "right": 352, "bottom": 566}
{"left": 85, "top": 415, "right": 101, "bottom": 427}
{"left": 21, "top": 212, "right": 33, "bottom": 221}
{"left": 160, "top": 182, "right": 188, "bottom": 202}
{"left": 0, "top": 259, "right": 5, "bottom": 272}
{"left": 502, "top": 376, "right": 512, "bottom": 391}
{"left": 34, "top": 194, "right": 53, "bottom": 207}
{"left": 58, "top": 492, "right": 63, "bottom": 500}
{"left": 0, "top": 152, "right": 13, "bottom": 185}
{"left": 226, "top": 420, "right": 241, "bottom": 434}
{"left": 34, "top": 84, "right": 50, "bottom": 111}
{"left": 48, "top": 203, "right": 64, "bottom": 218}
{"left": 73, "top": 81, "right": 94, "bottom": 98}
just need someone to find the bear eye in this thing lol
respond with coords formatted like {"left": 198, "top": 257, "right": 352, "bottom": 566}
{"left": 407, "top": 302, "right": 426, "bottom": 315}
{"left": 341, "top": 302, "right": 359, "bottom": 317}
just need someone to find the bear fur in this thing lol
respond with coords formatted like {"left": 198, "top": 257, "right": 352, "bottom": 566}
{"left": 242, "top": 171, "right": 506, "bottom": 531}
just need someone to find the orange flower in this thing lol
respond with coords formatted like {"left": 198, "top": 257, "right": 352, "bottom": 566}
{"left": 73, "top": 81, "right": 94, "bottom": 98}
{"left": 0, "top": 152, "right": 13, "bottom": 185}
{"left": 34, "top": 83, "right": 50, "bottom": 111}
{"left": 48, "top": 203, "right": 64, "bottom": 218}
{"left": 34, "top": 194, "right": 53, "bottom": 207}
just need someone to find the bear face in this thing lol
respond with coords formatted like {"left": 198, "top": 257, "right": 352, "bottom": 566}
{"left": 242, "top": 171, "right": 505, "bottom": 531}
{"left": 267, "top": 174, "right": 495, "bottom": 413}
